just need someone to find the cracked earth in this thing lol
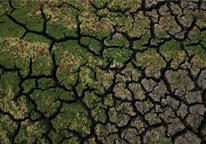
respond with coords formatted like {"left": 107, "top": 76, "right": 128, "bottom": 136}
{"left": 0, "top": 0, "right": 206, "bottom": 144}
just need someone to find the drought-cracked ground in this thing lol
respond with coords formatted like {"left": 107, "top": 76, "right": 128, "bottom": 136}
{"left": 0, "top": 0, "right": 206, "bottom": 143}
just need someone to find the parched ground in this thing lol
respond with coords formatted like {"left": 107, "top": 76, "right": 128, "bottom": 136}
{"left": 0, "top": 0, "right": 206, "bottom": 144}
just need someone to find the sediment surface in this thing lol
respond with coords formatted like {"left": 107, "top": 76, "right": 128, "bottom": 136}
{"left": 0, "top": 0, "right": 206, "bottom": 143}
